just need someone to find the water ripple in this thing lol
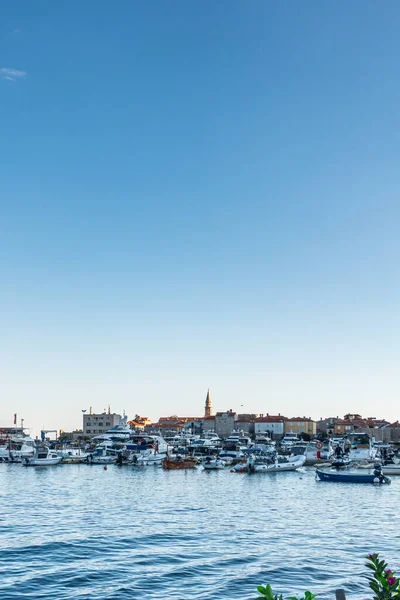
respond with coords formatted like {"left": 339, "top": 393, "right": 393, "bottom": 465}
{"left": 0, "top": 464, "right": 399, "bottom": 599}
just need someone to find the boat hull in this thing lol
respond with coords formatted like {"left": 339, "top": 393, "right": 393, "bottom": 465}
{"left": 163, "top": 459, "right": 197, "bottom": 470}
{"left": 381, "top": 466, "right": 400, "bottom": 476}
{"left": 316, "top": 469, "right": 391, "bottom": 484}
{"left": 252, "top": 463, "right": 301, "bottom": 473}
{"left": 23, "top": 457, "right": 62, "bottom": 466}
{"left": 202, "top": 459, "right": 226, "bottom": 470}
{"left": 87, "top": 456, "right": 115, "bottom": 464}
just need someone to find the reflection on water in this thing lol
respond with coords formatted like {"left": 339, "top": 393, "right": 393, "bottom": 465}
{"left": 0, "top": 464, "right": 399, "bottom": 599}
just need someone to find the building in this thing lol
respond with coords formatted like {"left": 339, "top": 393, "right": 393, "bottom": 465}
{"left": 183, "top": 419, "right": 202, "bottom": 434}
{"left": 202, "top": 415, "right": 216, "bottom": 433}
{"left": 127, "top": 415, "right": 152, "bottom": 430}
{"left": 235, "top": 416, "right": 254, "bottom": 436}
{"left": 285, "top": 417, "right": 317, "bottom": 437}
{"left": 153, "top": 416, "right": 202, "bottom": 436}
{"left": 388, "top": 422, "right": 400, "bottom": 443}
{"left": 215, "top": 410, "right": 237, "bottom": 438}
{"left": 204, "top": 389, "right": 212, "bottom": 417}
{"left": 154, "top": 417, "right": 186, "bottom": 434}
{"left": 316, "top": 417, "right": 342, "bottom": 437}
{"left": 254, "top": 415, "right": 286, "bottom": 439}
{"left": 83, "top": 409, "right": 121, "bottom": 436}
{"left": 333, "top": 414, "right": 391, "bottom": 438}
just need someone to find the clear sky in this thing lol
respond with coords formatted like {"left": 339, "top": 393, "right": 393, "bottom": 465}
{"left": 1, "top": 1, "right": 399, "bottom": 437}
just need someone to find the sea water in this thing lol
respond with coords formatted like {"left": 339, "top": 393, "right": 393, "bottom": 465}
{"left": 0, "top": 463, "right": 398, "bottom": 599}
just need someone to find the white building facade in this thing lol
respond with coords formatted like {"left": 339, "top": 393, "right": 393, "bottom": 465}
{"left": 83, "top": 411, "right": 121, "bottom": 436}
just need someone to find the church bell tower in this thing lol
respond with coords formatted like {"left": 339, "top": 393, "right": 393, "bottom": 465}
{"left": 205, "top": 389, "right": 212, "bottom": 417}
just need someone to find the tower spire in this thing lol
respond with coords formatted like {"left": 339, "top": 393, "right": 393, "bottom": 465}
{"left": 205, "top": 388, "right": 212, "bottom": 417}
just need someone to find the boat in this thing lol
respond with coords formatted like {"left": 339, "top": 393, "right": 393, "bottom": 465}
{"left": 341, "top": 433, "right": 378, "bottom": 461}
{"left": 23, "top": 446, "right": 62, "bottom": 466}
{"left": 291, "top": 440, "right": 334, "bottom": 465}
{"left": 162, "top": 455, "right": 197, "bottom": 470}
{"left": 86, "top": 448, "right": 115, "bottom": 464}
{"left": 380, "top": 457, "right": 400, "bottom": 476}
{"left": 202, "top": 456, "right": 226, "bottom": 470}
{"left": 58, "top": 447, "right": 88, "bottom": 463}
{"left": 224, "top": 431, "right": 252, "bottom": 450}
{"left": 247, "top": 453, "right": 305, "bottom": 473}
{"left": 123, "top": 434, "right": 168, "bottom": 466}
{"left": 0, "top": 427, "right": 36, "bottom": 462}
{"left": 280, "top": 432, "right": 300, "bottom": 449}
{"left": 316, "top": 463, "right": 391, "bottom": 484}
{"left": 381, "top": 463, "right": 400, "bottom": 476}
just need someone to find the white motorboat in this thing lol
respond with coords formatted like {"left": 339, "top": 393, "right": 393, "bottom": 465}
{"left": 23, "top": 446, "right": 62, "bottom": 466}
{"left": 341, "top": 433, "right": 378, "bottom": 461}
{"left": 224, "top": 431, "right": 252, "bottom": 449}
{"left": 0, "top": 429, "right": 36, "bottom": 462}
{"left": 58, "top": 447, "right": 89, "bottom": 463}
{"left": 202, "top": 456, "right": 226, "bottom": 470}
{"left": 291, "top": 440, "right": 334, "bottom": 465}
{"left": 280, "top": 432, "right": 300, "bottom": 449}
{"left": 87, "top": 448, "right": 115, "bottom": 464}
{"left": 189, "top": 439, "right": 221, "bottom": 451}
{"left": 247, "top": 453, "right": 305, "bottom": 473}
{"left": 380, "top": 457, "right": 400, "bottom": 475}
{"left": 124, "top": 435, "right": 168, "bottom": 466}
{"left": 203, "top": 431, "right": 222, "bottom": 443}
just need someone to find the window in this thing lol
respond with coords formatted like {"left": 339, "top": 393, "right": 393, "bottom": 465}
{"left": 86, "top": 430, "right": 91, "bottom": 433}
{"left": 99, "top": 422, "right": 103, "bottom": 426}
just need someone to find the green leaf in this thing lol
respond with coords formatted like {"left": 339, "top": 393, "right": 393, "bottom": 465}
{"left": 265, "top": 584, "right": 274, "bottom": 600}
{"left": 257, "top": 587, "right": 267, "bottom": 595}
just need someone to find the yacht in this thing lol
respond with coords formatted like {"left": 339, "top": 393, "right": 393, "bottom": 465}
{"left": 280, "top": 432, "right": 299, "bottom": 448}
{"left": 0, "top": 428, "right": 36, "bottom": 462}
{"left": 203, "top": 431, "right": 221, "bottom": 443}
{"left": 124, "top": 434, "right": 168, "bottom": 466}
{"left": 224, "top": 431, "right": 252, "bottom": 450}
{"left": 342, "top": 433, "right": 377, "bottom": 461}
{"left": 96, "top": 422, "right": 132, "bottom": 441}
{"left": 291, "top": 440, "right": 334, "bottom": 465}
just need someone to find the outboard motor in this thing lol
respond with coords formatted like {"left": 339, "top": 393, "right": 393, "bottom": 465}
{"left": 373, "top": 464, "right": 386, "bottom": 485}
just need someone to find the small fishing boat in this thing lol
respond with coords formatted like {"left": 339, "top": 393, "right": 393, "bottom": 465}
{"left": 316, "top": 463, "right": 391, "bottom": 484}
{"left": 202, "top": 456, "right": 226, "bottom": 470}
{"left": 162, "top": 455, "right": 197, "bottom": 470}
{"left": 23, "top": 446, "right": 62, "bottom": 466}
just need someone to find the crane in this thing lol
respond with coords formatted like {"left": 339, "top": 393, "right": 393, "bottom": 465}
{"left": 40, "top": 429, "right": 58, "bottom": 442}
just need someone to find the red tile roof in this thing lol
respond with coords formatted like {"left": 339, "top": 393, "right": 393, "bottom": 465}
{"left": 255, "top": 416, "right": 287, "bottom": 423}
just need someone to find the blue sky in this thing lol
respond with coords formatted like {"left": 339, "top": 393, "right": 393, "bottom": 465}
{"left": 1, "top": 1, "right": 399, "bottom": 435}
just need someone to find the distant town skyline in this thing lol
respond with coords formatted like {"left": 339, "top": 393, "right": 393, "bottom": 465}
{"left": 1, "top": 2, "right": 399, "bottom": 438}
